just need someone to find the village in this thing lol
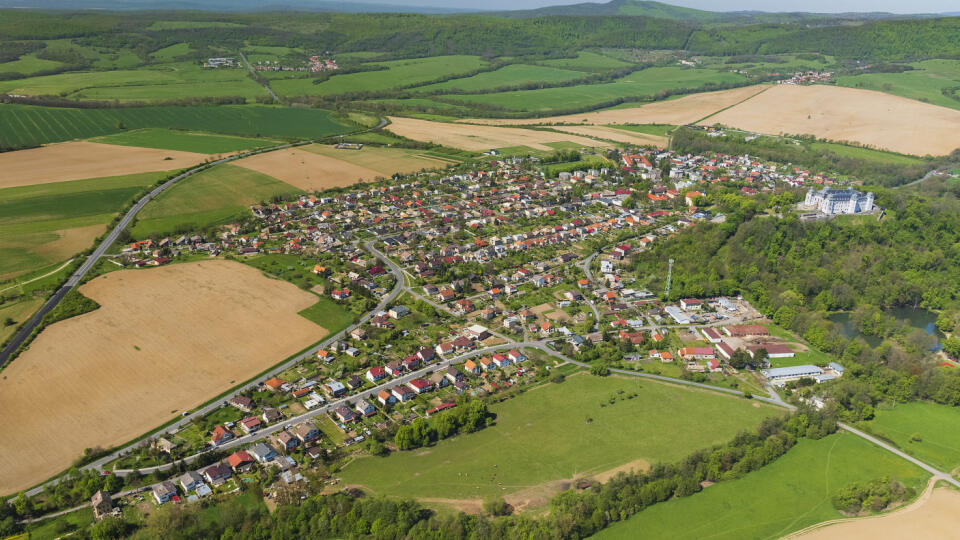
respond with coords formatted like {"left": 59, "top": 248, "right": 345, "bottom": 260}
{"left": 76, "top": 143, "right": 854, "bottom": 522}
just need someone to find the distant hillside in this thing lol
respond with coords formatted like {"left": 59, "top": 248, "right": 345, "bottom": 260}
{"left": 492, "top": 0, "right": 936, "bottom": 25}
{"left": 0, "top": 0, "right": 474, "bottom": 13}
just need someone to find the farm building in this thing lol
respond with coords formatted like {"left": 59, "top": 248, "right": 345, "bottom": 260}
{"left": 747, "top": 344, "right": 794, "bottom": 358}
{"left": 701, "top": 327, "right": 722, "bottom": 343}
{"left": 723, "top": 325, "right": 770, "bottom": 337}
{"left": 761, "top": 365, "right": 823, "bottom": 382}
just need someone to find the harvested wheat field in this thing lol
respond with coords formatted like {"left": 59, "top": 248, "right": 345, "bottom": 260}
{"left": 303, "top": 144, "right": 458, "bottom": 173}
{"left": 0, "top": 260, "right": 325, "bottom": 494}
{"left": 552, "top": 125, "right": 668, "bottom": 147}
{"left": 792, "top": 484, "right": 960, "bottom": 540}
{"left": 0, "top": 141, "right": 208, "bottom": 189}
{"left": 233, "top": 147, "right": 387, "bottom": 191}
{"left": 461, "top": 85, "right": 768, "bottom": 126}
{"left": 386, "top": 116, "right": 609, "bottom": 151}
{"left": 700, "top": 84, "right": 960, "bottom": 156}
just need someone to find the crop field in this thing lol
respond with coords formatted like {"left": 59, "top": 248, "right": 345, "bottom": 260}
{"left": 415, "top": 64, "right": 587, "bottom": 93}
{"left": 610, "top": 123, "right": 678, "bottom": 137}
{"left": 445, "top": 67, "right": 746, "bottom": 113}
{"left": 537, "top": 51, "right": 633, "bottom": 73}
{"left": 131, "top": 164, "right": 301, "bottom": 238}
{"left": 0, "top": 298, "right": 42, "bottom": 343}
{"left": 0, "top": 171, "right": 165, "bottom": 278}
{"left": 233, "top": 148, "right": 387, "bottom": 191}
{"left": 595, "top": 432, "right": 930, "bottom": 540}
{"left": 302, "top": 144, "right": 459, "bottom": 172}
{"left": 91, "top": 128, "right": 278, "bottom": 154}
{"left": 271, "top": 55, "right": 487, "bottom": 97}
{"left": 550, "top": 125, "right": 669, "bottom": 147}
{"left": 699, "top": 84, "right": 960, "bottom": 156}
{"left": 838, "top": 59, "right": 960, "bottom": 111}
{"left": 794, "top": 486, "right": 960, "bottom": 540}
{"left": 338, "top": 374, "right": 778, "bottom": 510}
{"left": 864, "top": 402, "right": 960, "bottom": 471}
{"left": 0, "top": 61, "right": 265, "bottom": 101}
{"left": 0, "top": 260, "right": 327, "bottom": 495}
{"left": 0, "top": 103, "right": 351, "bottom": 149}
{"left": 464, "top": 85, "right": 767, "bottom": 126}
{"left": 386, "top": 116, "right": 609, "bottom": 151}
{"left": 0, "top": 141, "right": 205, "bottom": 189}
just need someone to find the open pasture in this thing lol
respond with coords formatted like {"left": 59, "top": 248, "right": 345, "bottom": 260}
{"left": 445, "top": 67, "right": 746, "bottom": 113}
{"left": 0, "top": 141, "right": 205, "bottom": 189}
{"left": 130, "top": 164, "right": 300, "bottom": 238}
{"left": 837, "top": 59, "right": 960, "bottom": 111}
{"left": 415, "top": 64, "right": 587, "bottom": 93}
{"left": 865, "top": 402, "right": 960, "bottom": 472}
{"left": 699, "top": 84, "right": 960, "bottom": 156}
{"left": 0, "top": 171, "right": 165, "bottom": 278}
{"left": 92, "top": 128, "right": 278, "bottom": 154}
{"left": 0, "top": 260, "right": 326, "bottom": 495}
{"left": 595, "top": 432, "right": 929, "bottom": 540}
{"left": 0, "top": 103, "right": 350, "bottom": 150}
{"left": 339, "top": 374, "right": 777, "bottom": 510}
{"left": 462, "top": 85, "right": 767, "bottom": 126}
{"left": 386, "top": 116, "right": 608, "bottom": 151}
{"left": 536, "top": 51, "right": 634, "bottom": 73}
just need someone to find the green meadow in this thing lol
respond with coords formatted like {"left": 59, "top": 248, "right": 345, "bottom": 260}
{"left": 0, "top": 53, "right": 64, "bottom": 76}
{"left": 445, "top": 67, "right": 746, "bottom": 112}
{"left": 338, "top": 373, "right": 778, "bottom": 501}
{"left": 808, "top": 142, "right": 926, "bottom": 166}
{"left": 92, "top": 128, "right": 278, "bottom": 154}
{"left": 271, "top": 55, "right": 487, "bottom": 97}
{"left": 837, "top": 59, "right": 960, "bottom": 110}
{"left": 130, "top": 164, "right": 301, "bottom": 237}
{"left": 0, "top": 171, "right": 166, "bottom": 277}
{"left": 0, "top": 103, "right": 350, "bottom": 149}
{"left": 537, "top": 51, "right": 634, "bottom": 73}
{"left": 610, "top": 123, "right": 678, "bottom": 137}
{"left": 865, "top": 402, "right": 960, "bottom": 472}
{"left": 415, "top": 64, "right": 587, "bottom": 93}
{"left": 595, "top": 432, "right": 929, "bottom": 540}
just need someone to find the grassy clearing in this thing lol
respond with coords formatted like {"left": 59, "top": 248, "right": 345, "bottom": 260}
{"left": 445, "top": 67, "right": 745, "bottom": 112}
{"left": 0, "top": 53, "right": 64, "bottom": 76}
{"left": 415, "top": 64, "right": 587, "bottom": 93}
{"left": 837, "top": 59, "right": 960, "bottom": 110}
{"left": 298, "top": 296, "right": 356, "bottom": 336}
{"left": 271, "top": 55, "right": 486, "bottom": 97}
{"left": 595, "top": 432, "right": 930, "bottom": 540}
{"left": 131, "top": 164, "right": 301, "bottom": 238}
{"left": 92, "top": 128, "right": 278, "bottom": 154}
{"left": 865, "top": 402, "right": 960, "bottom": 472}
{"left": 23, "top": 505, "right": 94, "bottom": 540}
{"left": 338, "top": 373, "right": 777, "bottom": 501}
{"left": 0, "top": 171, "right": 165, "bottom": 277}
{"left": 0, "top": 103, "right": 350, "bottom": 149}
{"left": 151, "top": 42, "right": 194, "bottom": 61}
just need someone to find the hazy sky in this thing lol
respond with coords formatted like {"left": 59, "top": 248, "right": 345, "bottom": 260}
{"left": 360, "top": 0, "right": 958, "bottom": 13}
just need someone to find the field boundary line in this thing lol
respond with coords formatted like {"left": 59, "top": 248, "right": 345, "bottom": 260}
{"left": 692, "top": 84, "right": 771, "bottom": 126}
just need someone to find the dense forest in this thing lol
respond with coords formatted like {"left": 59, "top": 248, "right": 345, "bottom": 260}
{"left": 1, "top": 10, "right": 960, "bottom": 62}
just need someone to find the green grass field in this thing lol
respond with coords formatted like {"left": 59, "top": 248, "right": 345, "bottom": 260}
{"left": 130, "top": 164, "right": 301, "bottom": 237}
{"left": 299, "top": 296, "right": 356, "bottom": 335}
{"left": 92, "top": 128, "right": 278, "bottom": 153}
{"left": 23, "top": 506, "right": 95, "bottom": 540}
{"left": 609, "top": 123, "right": 678, "bottom": 137}
{"left": 809, "top": 142, "right": 926, "bottom": 166}
{"left": 837, "top": 59, "right": 960, "bottom": 110}
{"left": 148, "top": 20, "right": 247, "bottom": 30}
{"left": 150, "top": 43, "right": 194, "bottom": 62}
{"left": 0, "top": 171, "right": 166, "bottom": 277}
{"left": 445, "top": 67, "right": 746, "bottom": 113}
{"left": 865, "top": 402, "right": 960, "bottom": 472}
{"left": 0, "top": 53, "right": 64, "bottom": 76}
{"left": 271, "top": 55, "right": 487, "bottom": 97}
{"left": 0, "top": 103, "right": 350, "bottom": 149}
{"left": 537, "top": 51, "right": 633, "bottom": 73}
{"left": 338, "top": 373, "right": 778, "bottom": 501}
{"left": 595, "top": 432, "right": 930, "bottom": 540}
{"left": 415, "top": 64, "right": 587, "bottom": 93}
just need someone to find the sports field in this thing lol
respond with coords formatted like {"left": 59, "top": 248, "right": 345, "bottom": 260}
{"left": 0, "top": 171, "right": 165, "bottom": 278}
{"left": 0, "top": 103, "right": 351, "bottom": 150}
{"left": 864, "top": 402, "right": 960, "bottom": 472}
{"left": 699, "top": 84, "right": 960, "bottom": 156}
{"left": 131, "top": 164, "right": 301, "bottom": 237}
{"left": 463, "top": 85, "right": 767, "bottom": 126}
{"left": 415, "top": 64, "right": 587, "bottom": 93}
{"left": 271, "top": 55, "right": 487, "bottom": 97}
{"left": 386, "top": 116, "right": 608, "bottom": 151}
{"left": 91, "top": 128, "right": 278, "bottom": 154}
{"left": 338, "top": 374, "right": 778, "bottom": 510}
{"left": 445, "top": 67, "right": 746, "bottom": 113}
{"left": 0, "top": 260, "right": 326, "bottom": 495}
{"left": 594, "top": 431, "right": 930, "bottom": 540}
{"left": 0, "top": 141, "right": 205, "bottom": 189}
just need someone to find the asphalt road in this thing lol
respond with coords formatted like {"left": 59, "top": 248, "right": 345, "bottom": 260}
{"left": 239, "top": 51, "right": 279, "bottom": 103}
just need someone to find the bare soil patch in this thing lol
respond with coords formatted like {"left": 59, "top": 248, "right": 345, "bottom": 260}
{"left": 701, "top": 84, "right": 960, "bottom": 156}
{"left": 461, "top": 86, "right": 767, "bottom": 126}
{"left": 233, "top": 148, "right": 384, "bottom": 191}
{"left": 791, "top": 484, "right": 960, "bottom": 540}
{"left": 504, "top": 479, "right": 572, "bottom": 512}
{"left": 544, "top": 310, "right": 572, "bottom": 323}
{"left": 0, "top": 260, "right": 325, "bottom": 494}
{"left": 0, "top": 142, "right": 207, "bottom": 189}
{"left": 590, "top": 458, "right": 651, "bottom": 483}
{"left": 420, "top": 497, "right": 484, "bottom": 515}
{"left": 386, "top": 116, "right": 609, "bottom": 151}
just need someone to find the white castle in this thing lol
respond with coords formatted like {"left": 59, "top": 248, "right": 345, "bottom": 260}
{"left": 803, "top": 187, "right": 874, "bottom": 215}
